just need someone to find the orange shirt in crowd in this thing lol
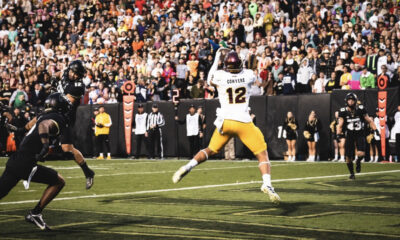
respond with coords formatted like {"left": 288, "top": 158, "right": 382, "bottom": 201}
{"left": 352, "top": 56, "right": 366, "bottom": 66}
{"left": 132, "top": 40, "right": 144, "bottom": 51}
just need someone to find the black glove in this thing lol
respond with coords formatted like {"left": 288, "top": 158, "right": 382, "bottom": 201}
{"left": 35, "top": 143, "right": 49, "bottom": 162}
{"left": 97, "top": 123, "right": 104, "bottom": 128}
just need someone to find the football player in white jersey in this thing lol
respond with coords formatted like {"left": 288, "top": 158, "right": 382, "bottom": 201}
{"left": 172, "top": 49, "right": 280, "bottom": 204}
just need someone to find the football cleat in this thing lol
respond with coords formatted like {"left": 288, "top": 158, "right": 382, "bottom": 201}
{"left": 261, "top": 185, "right": 281, "bottom": 204}
{"left": 86, "top": 176, "right": 94, "bottom": 189}
{"left": 172, "top": 167, "right": 190, "bottom": 184}
{"left": 106, "top": 156, "right": 111, "bottom": 160}
{"left": 338, "top": 159, "right": 345, "bottom": 162}
{"left": 349, "top": 174, "right": 355, "bottom": 180}
{"left": 96, "top": 156, "right": 104, "bottom": 160}
{"left": 25, "top": 212, "right": 50, "bottom": 230}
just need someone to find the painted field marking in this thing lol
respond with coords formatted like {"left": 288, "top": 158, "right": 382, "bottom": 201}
{"left": 135, "top": 224, "right": 308, "bottom": 240}
{"left": 351, "top": 196, "right": 388, "bottom": 202}
{"left": 75, "top": 229, "right": 237, "bottom": 240}
{"left": 63, "top": 162, "right": 327, "bottom": 179}
{"left": 1, "top": 169, "right": 400, "bottom": 206}
{"left": 234, "top": 209, "right": 344, "bottom": 219}
{"left": 52, "top": 221, "right": 104, "bottom": 229}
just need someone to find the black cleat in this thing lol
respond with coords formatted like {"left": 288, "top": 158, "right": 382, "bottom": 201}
{"left": 25, "top": 211, "right": 51, "bottom": 230}
{"left": 86, "top": 169, "right": 95, "bottom": 189}
{"left": 349, "top": 174, "right": 355, "bottom": 180}
{"left": 356, "top": 161, "right": 361, "bottom": 173}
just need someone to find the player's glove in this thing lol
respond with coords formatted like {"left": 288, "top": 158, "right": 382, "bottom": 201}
{"left": 97, "top": 123, "right": 104, "bottom": 128}
{"left": 35, "top": 143, "right": 50, "bottom": 162}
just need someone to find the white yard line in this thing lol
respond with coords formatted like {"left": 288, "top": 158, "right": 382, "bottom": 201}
{"left": 64, "top": 163, "right": 310, "bottom": 179}
{"left": 1, "top": 169, "right": 399, "bottom": 206}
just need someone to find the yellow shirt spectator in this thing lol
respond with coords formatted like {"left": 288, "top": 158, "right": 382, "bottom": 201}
{"left": 95, "top": 109, "right": 112, "bottom": 136}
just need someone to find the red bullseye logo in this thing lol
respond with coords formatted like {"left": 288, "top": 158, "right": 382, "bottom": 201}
{"left": 123, "top": 81, "right": 135, "bottom": 94}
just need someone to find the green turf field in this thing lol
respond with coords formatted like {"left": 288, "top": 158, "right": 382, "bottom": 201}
{"left": 0, "top": 158, "right": 399, "bottom": 240}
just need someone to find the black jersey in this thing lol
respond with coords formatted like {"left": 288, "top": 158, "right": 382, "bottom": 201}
{"left": 55, "top": 78, "right": 85, "bottom": 100}
{"left": 53, "top": 78, "right": 84, "bottom": 126}
{"left": 6, "top": 112, "right": 67, "bottom": 169}
{"left": 339, "top": 105, "right": 367, "bottom": 133}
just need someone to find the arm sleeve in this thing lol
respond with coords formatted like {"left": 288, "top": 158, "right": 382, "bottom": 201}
{"left": 207, "top": 47, "right": 229, "bottom": 85}
{"left": 9, "top": 91, "right": 17, "bottom": 105}
{"left": 104, "top": 114, "right": 112, "bottom": 127}
{"left": 132, "top": 115, "right": 136, "bottom": 128}
{"left": 157, "top": 113, "right": 165, "bottom": 127}
{"left": 146, "top": 114, "right": 150, "bottom": 130}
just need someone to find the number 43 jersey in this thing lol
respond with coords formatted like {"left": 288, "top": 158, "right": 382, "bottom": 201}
{"left": 339, "top": 104, "right": 367, "bottom": 133}
{"left": 212, "top": 69, "right": 255, "bottom": 123}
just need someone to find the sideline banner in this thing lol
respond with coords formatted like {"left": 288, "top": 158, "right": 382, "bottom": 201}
{"left": 122, "top": 81, "right": 135, "bottom": 155}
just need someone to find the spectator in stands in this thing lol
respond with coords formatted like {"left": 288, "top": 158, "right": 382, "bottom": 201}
{"left": 29, "top": 83, "right": 46, "bottom": 107}
{"left": 95, "top": 106, "right": 112, "bottom": 160}
{"left": 0, "top": 0, "right": 398, "bottom": 111}
{"left": 9, "top": 83, "right": 28, "bottom": 109}
{"left": 296, "top": 58, "right": 313, "bottom": 93}
{"left": 360, "top": 66, "right": 376, "bottom": 89}
{"left": 0, "top": 83, "right": 12, "bottom": 105}
{"left": 313, "top": 72, "right": 327, "bottom": 94}
{"left": 9, "top": 107, "right": 27, "bottom": 149}
{"left": 340, "top": 66, "right": 352, "bottom": 89}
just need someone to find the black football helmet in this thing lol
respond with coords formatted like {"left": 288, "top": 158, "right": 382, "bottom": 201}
{"left": 65, "top": 60, "right": 87, "bottom": 81}
{"left": 345, "top": 92, "right": 358, "bottom": 108}
{"left": 44, "top": 93, "right": 72, "bottom": 114}
{"left": 224, "top": 51, "right": 243, "bottom": 74}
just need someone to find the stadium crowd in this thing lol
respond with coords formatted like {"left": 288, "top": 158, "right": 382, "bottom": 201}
{"left": 0, "top": 0, "right": 400, "bottom": 109}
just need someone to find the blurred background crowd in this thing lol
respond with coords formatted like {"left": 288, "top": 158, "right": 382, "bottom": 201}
{"left": 1, "top": 0, "right": 400, "bottom": 113}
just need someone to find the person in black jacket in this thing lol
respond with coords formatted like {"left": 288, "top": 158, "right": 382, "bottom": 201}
{"left": 283, "top": 111, "right": 298, "bottom": 162}
{"left": 29, "top": 83, "right": 46, "bottom": 107}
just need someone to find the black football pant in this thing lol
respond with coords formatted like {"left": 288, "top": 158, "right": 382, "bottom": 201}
{"left": 0, "top": 165, "right": 59, "bottom": 200}
{"left": 396, "top": 134, "right": 400, "bottom": 161}
{"left": 188, "top": 135, "right": 199, "bottom": 158}
{"left": 148, "top": 128, "right": 163, "bottom": 159}
{"left": 96, "top": 134, "right": 110, "bottom": 155}
{"left": 134, "top": 134, "right": 148, "bottom": 158}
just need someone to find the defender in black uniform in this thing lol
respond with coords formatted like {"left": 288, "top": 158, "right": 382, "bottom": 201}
{"left": 0, "top": 93, "right": 71, "bottom": 230}
{"left": 337, "top": 93, "right": 378, "bottom": 179}
{"left": 24, "top": 60, "right": 94, "bottom": 189}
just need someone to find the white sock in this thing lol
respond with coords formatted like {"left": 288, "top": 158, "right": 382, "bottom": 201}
{"left": 262, "top": 174, "right": 271, "bottom": 186}
{"left": 184, "top": 159, "right": 198, "bottom": 171}
{"left": 107, "top": 153, "right": 111, "bottom": 157}
{"left": 99, "top": 153, "right": 103, "bottom": 157}
{"left": 374, "top": 156, "right": 379, "bottom": 162}
{"left": 293, "top": 155, "right": 296, "bottom": 161}
{"left": 334, "top": 154, "right": 338, "bottom": 160}
{"left": 340, "top": 156, "right": 345, "bottom": 161}
{"left": 310, "top": 155, "right": 315, "bottom": 161}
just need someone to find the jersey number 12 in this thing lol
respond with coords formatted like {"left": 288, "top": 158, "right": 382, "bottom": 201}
{"left": 226, "top": 87, "right": 246, "bottom": 104}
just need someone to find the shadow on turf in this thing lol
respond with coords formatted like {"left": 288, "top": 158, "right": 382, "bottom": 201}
{"left": 0, "top": 208, "right": 397, "bottom": 240}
